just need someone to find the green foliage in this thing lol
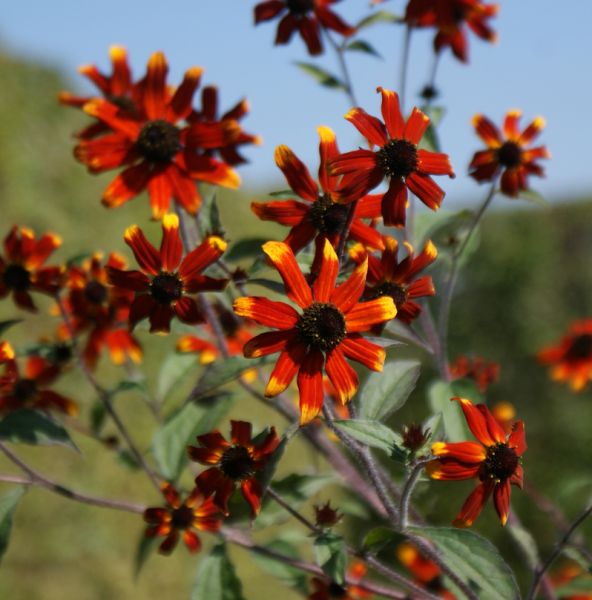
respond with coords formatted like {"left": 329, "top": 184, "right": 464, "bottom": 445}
{"left": 294, "top": 63, "right": 346, "bottom": 91}
{"left": 252, "top": 540, "right": 308, "bottom": 593}
{"left": 313, "top": 532, "right": 347, "bottom": 585}
{"left": 355, "top": 10, "right": 401, "bottom": 30}
{"left": 344, "top": 40, "right": 382, "bottom": 59}
{"left": 427, "top": 381, "right": 470, "bottom": 443}
{"left": 133, "top": 533, "right": 158, "bottom": 579}
{"left": 0, "top": 320, "right": 22, "bottom": 337}
{"left": 225, "top": 238, "right": 267, "bottom": 262}
{"left": 192, "top": 543, "right": 246, "bottom": 600}
{"left": 0, "top": 409, "right": 77, "bottom": 450}
{"left": 362, "top": 526, "right": 398, "bottom": 553}
{"left": 332, "top": 419, "right": 405, "bottom": 460}
{"left": 156, "top": 354, "right": 196, "bottom": 403}
{"left": 0, "top": 486, "right": 25, "bottom": 564}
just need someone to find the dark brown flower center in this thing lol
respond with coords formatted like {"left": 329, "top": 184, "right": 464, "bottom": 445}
{"left": 170, "top": 505, "right": 194, "bottom": 529}
{"left": 220, "top": 446, "right": 255, "bottom": 481}
{"left": 136, "top": 119, "right": 181, "bottom": 163}
{"left": 150, "top": 273, "right": 183, "bottom": 304}
{"left": 327, "top": 582, "right": 348, "bottom": 598}
{"left": 482, "top": 443, "right": 518, "bottom": 482}
{"left": 366, "top": 281, "right": 408, "bottom": 308}
{"left": 309, "top": 195, "right": 350, "bottom": 236}
{"left": 3, "top": 264, "right": 31, "bottom": 291}
{"left": 13, "top": 378, "right": 38, "bottom": 403}
{"left": 297, "top": 302, "right": 346, "bottom": 352}
{"left": 84, "top": 280, "right": 108, "bottom": 304}
{"left": 496, "top": 141, "right": 522, "bottom": 169}
{"left": 565, "top": 334, "right": 592, "bottom": 361}
{"left": 286, "top": 0, "right": 314, "bottom": 15}
{"left": 376, "top": 139, "right": 418, "bottom": 179}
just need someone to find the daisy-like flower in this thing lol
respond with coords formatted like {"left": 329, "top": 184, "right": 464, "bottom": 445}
{"left": 308, "top": 561, "right": 370, "bottom": 600}
{"left": 188, "top": 420, "right": 280, "bottom": 516}
{"left": 252, "top": 128, "right": 384, "bottom": 254}
{"left": 331, "top": 88, "right": 455, "bottom": 227}
{"left": 405, "top": 0, "right": 499, "bottom": 63}
{"left": 449, "top": 355, "right": 499, "bottom": 393}
{"left": 0, "top": 341, "right": 78, "bottom": 415}
{"left": 397, "top": 542, "right": 455, "bottom": 599}
{"left": 0, "top": 226, "right": 63, "bottom": 312}
{"left": 107, "top": 214, "right": 228, "bottom": 334}
{"left": 254, "top": 0, "right": 355, "bottom": 56}
{"left": 349, "top": 236, "right": 437, "bottom": 325}
{"left": 469, "top": 110, "right": 550, "bottom": 197}
{"left": 74, "top": 51, "right": 241, "bottom": 219}
{"left": 537, "top": 320, "right": 592, "bottom": 392}
{"left": 427, "top": 397, "right": 526, "bottom": 527}
{"left": 234, "top": 240, "right": 396, "bottom": 424}
{"left": 60, "top": 253, "right": 142, "bottom": 368}
{"left": 143, "top": 482, "right": 222, "bottom": 555}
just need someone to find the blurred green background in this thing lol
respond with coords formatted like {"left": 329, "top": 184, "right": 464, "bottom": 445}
{"left": 0, "top": 51, "right": 590, "bottom": 599}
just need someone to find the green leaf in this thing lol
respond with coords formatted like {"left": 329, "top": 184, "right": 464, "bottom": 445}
{"left": 200, "top": 193, "right": 225, "bottom": 237}
{"left": 358, "top": 360, "right": 420, "bottom": 421}
{"left": 0, "top": 319, "right": 22, "bottom": 336}
{"left": 450, "top": 378, "right": 483, "bottom": 405}
{"left": 427, "top": 381, "right": 470, "bottom": 443}
{"left": 112, "top": 380, "right": 146, "bottom": 394}
{"left": 89, "top": 400, "right": 107, "bottom": 435}
{"left": 156, "top": 353, "right": 196, "bottom": 402}
{"left": 152, "top": 392, "right": 235, "bottom": 481}
{"left": 133, "top": 533, "right": 157, "bottom": 579}
{"left": 409, "top": 526, "right": 520, "bottom": 600}
{"left": 193, "top": 355, "right": 269, "bottom": 397}
{"left": 246, "top": 278, "right": 285, "bottom": 295}
{"left": 268, "top": 189, "right": 296, "bottom": 198}
{"left": 414, "top": 209, "right": 476, "bottom": 259}
{"left": 362, "top": 526, "right": 398, "bottom": 553}
{"left": 507, "top": 523, "right": 539, "bottom": 569}
{"left": 519, "top": 188, "right": 547, "bottom": 206}
{"left": 345, "top": 39, "right": 382, "bottom": 59}
{"left": 356, "top": 10, "right": 401, "bottom": 30}
{"left": 314, "top": 532, "right": 347, "bottom": 585}
{"left": 225, "top": 238, "right": 267, "bottom": 262}
{"left": 0, "top": 409, "right": 77, "bottom": 450}
{"left": 0, "top": 486, "right": 25, "bottom": 563}
{"left": 295, "top": 63, "right": 346, "bottom": 91}
{"left": 332, "top": 419, "right": 403, "bottom": 457}
{"left": 252, "top": 540, "right": 308, "bottom": 593}
{"left": 192, "top": 543, "right": 245, "bottom": 600}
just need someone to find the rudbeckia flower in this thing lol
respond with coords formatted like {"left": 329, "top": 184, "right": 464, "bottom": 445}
{"left": 188, "top": 420, "right": 280, "bottom": 516}
{"left": 234, "top": 239, "right": 396, "bottom": 424}
{"left": 449, "top": 355, "right": 499, "bottom": 393}
{"left": 427, "top": 397, "right": 526, "bottom": 527}
{"left": 252, "top": 128, "right": 384, "bottom": 254}
{"left": 397, "top": 542, "right": 455, "bottom": 599}
{"left": 538, "top": 320, "right": 592, "bottom": 392}
{"left": 143, "top": 482, "right": 222, "bottom": 555}
{"left": 107, "top": 214, "right": 228, "bottom": 334}
{"left": 469, "top": 110, "right": 550, "bottom": 197}
{"left": 331, "top": 88, "right": 454, "bottom": 227}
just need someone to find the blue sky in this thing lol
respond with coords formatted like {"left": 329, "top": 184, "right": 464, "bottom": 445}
{"left": 2, "top": 1, "right": 590, "bottom": 206}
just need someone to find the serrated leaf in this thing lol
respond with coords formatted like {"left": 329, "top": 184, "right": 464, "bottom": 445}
{"left": 356, "top": 10, "right": 401, "bottom": 30}
{"left": 358, "top": 360, "right": 420, "bottom": 421}
{"left": 252, "top": 540, "right": 308, "bottom": 593}
{"left": 0, "top": 409, "right": 77, "bottom": 450}
{"left": 427, "top": 381, "right": 469, "bottom": 443}
{"left": 0, "top": 486, "right": 25, "bottom": 563}
{"left": 295, "top": 63, "right": 346, "bottom": 90}
{"left": 409, "top": 526, "right": 520, "bottom": 600}
{"left": 331, "top": 419, "right": 403, "bottom": 456}
{"left": 0, "top": 319, "right": 22, "bottom": 336}
{"left": 314, "top": 532, "right": 347, "bottom": 585}
{"left": 192, "top": 543, "right": 246, "bottom": 600}
{"left": 225, "top": 238, "right": 267, "bottom": 262}
{"left": 345, "top": 39, "right": 382, "bottom": 58}
{"left": 152, "top": 392, "right": 235, "bottom": 481}
{"left": 156, "top": 353, "right": 196, "bottom": 402}
{"left": 362, "top": 526, "right": 398, "bottom": 552}
{"left": 133, "top": 533, "right": 157, "bottom": 579}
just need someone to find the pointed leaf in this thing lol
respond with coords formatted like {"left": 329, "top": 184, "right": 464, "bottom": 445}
{"left": 134, "top": 533, "right": 158, "bottom": 579}
{"left": 0, "top": 486, "right": 25, "bottom": 563}
{"left": 0, "top": 320, "right": 22, "bottom": 336}
{"left": 332, "top": 419, "right": 404, "bottom": 457}
{"left": 295, "top": 63, "right": 346, "bottom": 90}
{"left": 156, "top": 353, "right": 196, "bottom": 402}
{"left": 192, "top": 543, "right": 246, "bottom": 600}
{"left": 427, "top": 381, "right": 470, "bottom": 443}
{"left": 356, "top": 10, "right": 401, "bottom": 30}
{"left": 313, "top": 532, "right": 347, "bottom": 585}
{"left": 0, "top": 409, "right": 77, "bottom": 450}
{"left": 345, "top": 40, "right": 382, "bottom": 59}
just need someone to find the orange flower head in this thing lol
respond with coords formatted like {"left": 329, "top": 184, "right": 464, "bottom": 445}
{"left": 252, "top": 128, "right": 385, "bottom": 255}
{"left": 405, "top": 0, "right": 499, "bottom": 63}
{"left": 0, "top": 226, "right": 63, "bottom": 312}
{"left": 449, "top": 355, "right": 500, "bottom": 392}
{"left": 106, "top": 214, "right": 228, "bottom": 334}
{"left": 538, "top": 319, "right": 592, "bottom": 392}
{"left": 350, "top": 236, "right": 437, "bottom": 325}
{"left": 427, "top": 397, "right": 526, "bottom": 527}
{"left": 234, "top": 240, "right": 396, "bottom": 424}
{"left": 308, "top": 560, "right": 370, "bottom": 600}
{"left": 0, "top": 341, "right": 78, "bottom": 416}
{"left": 254, "top": 0, "right": 355, "bottom": 56}
{"left": 143, "top": 482, "right": 222, "bottom": 555}
{"left": 330, "top": 88, "right": 454, "bottom": 227}
{"left": 397, "top": 542, "right": 455, "bottom": 599}
{"left": 188, "top": 420, "right": 280, "bottom": 517}
{"left": 73, "top": 51, "right": 241, "bottom": 220}
{"left": 469, "top": 110, "right": 550, "bottom": 197}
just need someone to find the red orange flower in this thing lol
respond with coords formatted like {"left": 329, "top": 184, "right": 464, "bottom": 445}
{"left": 234, "top": 240, "right": 396, "bottom": 424}
{"left": 550, "top": 561, "right": 592, "bottom": 600}
{"left": 308, "top": 561, "right": 370, "bottom": 600}
{"left": 397, "top": 542, "right": 455, "bottom": 599}
{"left": 107, "top": 214, "right": 228, "bottom": 334}
{"left": 349, "top": 236, "right": 437, "bottom": 325}
{"left": 188, "top": 420, "right": 280, "bottom": 516}
{"left": 469, "top": 110, "right": 550, "bottom": 197}
{"left": 331, "top": 88, "right": 454, "bottom": 227}
{"left": 254, "top": 0, "right": 355, "bottom": 56}
{"left": 427, "top": 397, "right": 526, "bottom": 527}
{"left": 74, "top": 51, "right": 240, "bottom": 219}
{"left": 0, "top": 226, "right": 63, "bottom": 312}
{"left": 143, "top": 482, "right": 222, "bottom": 555}
{"left": 252, "top": 128, "right": 384, "bottom": 254}
{"left": 449, "top": 355, "right": 499, "bottom": 392}
{"left": 405, "top": 0, "right": 499, "bottom": 63}
{"left": 0, "top": 341, "right": 78, "bottom": 416}
{"left": 537, "top": 320, "right": 592, "bottom": 392}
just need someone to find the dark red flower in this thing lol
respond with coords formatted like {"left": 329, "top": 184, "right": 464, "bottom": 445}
{"left": 188, "top": 420, "right": 280, "bottom": 516}
{"left": 449, "top": 355, "right": 499, "bottom": 392}
{"left": 73, "top": 51, "right": 241, "bottom": 219}
{"left": 309, "top": 561, "right": 371, "bottom": 600}
{"left": 469, "top": 110, "right": 550, "bottom": 197}
{"left": 331, "top": 88, "right": 454, "bottom": 227}
{"left": 0, "top": 226, "right": 63, "bottom": 312}
{"left": 397, "top": 542, "right": 455, "bottom": 599}
{"left": 107, "top": 214, "right": 228, "bottom": 334}
{"left": 254, "top": 0, "right": 355, "bottom": 56}
{"left": 427, "top": 397, "right": 526, "bottom": 527}
{"left": 143, "top": 482, "right": 222, "bottom": 555}
{"left": 252, "top": 127, "right": 384, "bottom": 254}
{"left": 0, "top": 341, "right": 78, "bottom": 416}
{"left": 234, "top": 240, "right": 396, "bottom": 424}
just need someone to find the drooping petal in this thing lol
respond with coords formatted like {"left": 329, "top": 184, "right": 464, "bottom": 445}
{"left": 147, "top": 166, "right": 173, "bottom": 220}
{"left": 128, "top": 295, "right": 156, "bottom": 330}
{"left": 183, "top": 529, "right": 202, "bottom": 553}
{"left": 493, "top": 479, "right": 512, "bottom": 526}
{"left": 297, "top": 348, "right": 324, "bottom": 425}
{"left": 298, "top": 16, "right": 322, "bottom": 56}
{"left": 243, "top": 330, "right": 295, "bottom": 358}
{"left": 265, "top": 341, "right": 306, "bottom": 397}
{"left": 325, "top": 348, "right": 358, "bottom": 405}
{"left": 149, "top": 303, "right": 175, "bottom": 334}
{"left": 453, "top": 481, "right": 494, "bottom": 528}
{"left": 143, "top": 51, "right": 168, "bottom": 120}
{"left": 406, "top": 172, "right": 445, "bottom": 211}
{"left": 381, "top": 178, "right": 408, "bottom": 227}
{"left": 174, "top": 296, "right": 203, "bottom": 324}
{"left": 254, "top": 0, "right": 285, "bottom": 22}
{"left": 274, "top": 145, "right": 318, "bottom": 201}
{"left": 233, "top": 297, "right": 299, "bottom": 329}
{"left": 241, "top": 478, "right": 263, "bottom": 517}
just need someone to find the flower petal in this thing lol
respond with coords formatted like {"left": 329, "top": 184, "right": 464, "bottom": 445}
{"left": 160, "top": 214, "right": 183, "bottom": 272}
{"left": 265, "top": 341, "right": 306, "bottom": 397}
{"left": 102, "top": 163, "right": 152, "bottom": 209}
{"left": 340, "top": 334, "right": 385, "bottom": 371}
{"left": 313, "top": 239, "right": 338, "bottom": 303}
{"left": 452, "top": 397, "right": 498, "bottom": 446}
{"left": 426, "top": 458, "right": 481, "bottom": 481}
{"left": 431, "top": 441, "right": 486, "bottom": 462}
{"left": 231, "top": 421, "right": 252, "bottom": 446}
{"left": 325, "top": 348, "right": 358, "bottom": 405}
{"left": 179, "top": 236, "right": 227, "bottom": 281}
{"left": 382, "top": 178, "right": 408, "bottom": 227}
{"left": 243, "top": 330, "right": 294, "bottom": 358}
{"left": 241, "top": 478, "right": 263, "bottom": 517}
{"left": 345, "top": 107, "right": 388, "bottom": 147}
{"left": 124, "top": 225, "right": 162, "bottom": 275}
{"left": 345, "top": 297, "right": 396, "bottom": 332}
{"left": 274, "top": 145, "right": 318, "bottom": 201}
{"left": 317, "top": 125, "right": 340, "bottom": 193}
{"left": 262, "top": 242, "right": 312, "bottom": 308}
{"left": 406, "top": 172, "right": 445, "bottom": 211}
{"left": 472, "top": 114, "right": 502, "bottom": 148}
{"left": 234, "top": 297, "right": 299, "bottom": 329}
{"left": 174, "top": 296, "right": 203, "bottom": 324}
{"left": 453, "top": 481, "right": 494, "bottom": 528}
{"left": 168, "top": 66, "right": 203, "bottom": 122}
{"left": 403, "top": 107, "right": 430, "bottom": 145}
{"left": 297, "top": 349, "right": 324, "bottom": 425}
{"left": 330, "top": 259, "right": 368, "bottom": 313}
